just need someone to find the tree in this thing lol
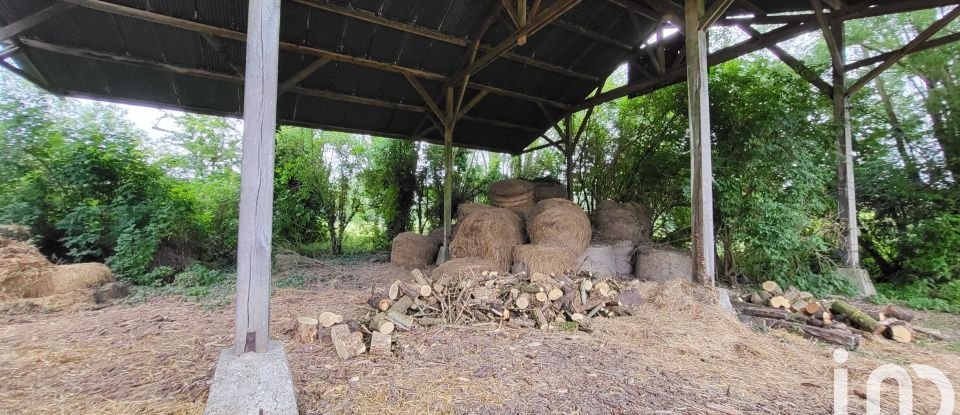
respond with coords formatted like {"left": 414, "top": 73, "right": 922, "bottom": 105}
{"left": 362, "top": 139, "right": 418, "bottom": 244}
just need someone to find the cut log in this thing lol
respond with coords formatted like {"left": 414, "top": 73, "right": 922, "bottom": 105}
{"left": 318, "top": 311, "right": 344, "bottom": 328}
{"left": 803, "top": 301, "right": 822, "bottom": 316}
{"left": 471, "top": 287, "right": 497, "bottom": 302}
{"left": 790, "top": 299, "right": 808, "bottom": 313}
{"left": 753, "top": 317, "right": 861, "bottom": 349}
{"left": 389, "top": 296, "right": 414, "bottom": 314}
{"left": 535, "top": 292, "right": 548, "bottom": 303}
{"left": 369, "top": 312, "right": 395, "bottom": 334}
{"left": 418, "top": 317, "right": 445, "bottom": 326}
{"left": 531, "top": 308, "right": 548, "bottom": 329}
{"left": 547, "top": 287, "right": 564, "bottom": 301}
{"left": 581, "top": 279, "right": 594, "bottom": 291}
{"left": 411, "top": 269, "right": 430, "bottom": 285}
{"left": 761, "top": 281, "right": 783, "bottom": 296}
{"left": 385, "top": 310, "right": 414, "bottom": 330}
{"left": 783, "top": 287, "right": 801, "bottom": 303}
{"left": 369, "top": 331, "right": 392, "bottom": 356}
{"left": 867, "top": 311, "right": 886, "bottom": 321}
{"left": 885, "top": 325, "right": 912, "bottom": 343}
{"left": 798, "top": 291, "right": 814, "bottom": 301}
{"left": 830, "top": 300, "right": 879, "bottom": 333}
{"left": 398, "top": 281, "right": 423, "bottom": 299}
{"left": 388, "top": 280, "right": 402, "bottom": 300}
{"left": 748, "top": 292, "right": 767, "bottom": 305}
{"left": 769, "top": 296, "right": 791, "bottom": 309}
{"left": 515, "top": 293, "right": 531, "bottom": 310}
{"left": 367, "top": 292, "right": 392, "bottom": 312}
{"left": 294, "top": 317, "right": 319, "bottom": 344}
{"left": 330, "top": 324, "right": 366, "bottom": 359}
{"left": 594, "top": 281, "right": 611, "bottom": 297}
{"left": 882, "top": 305, "right": 915, "bottom": 322}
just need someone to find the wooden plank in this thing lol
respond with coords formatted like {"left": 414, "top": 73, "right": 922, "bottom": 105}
{"left": 685, "top": 0, "right": 716, "bottom": 285}
{"left": 640, "top": 0, "right": 687, "bottom": 32}
{"left": 64, "top": 0, "right": 567, "bottom": 109}
{"left": 0, "top": 3, "right": 76, "bottom": 43}
{"left": 847, "top": 5, "right": 960, "bottom": 96}
{"left": 700, "top": 0, "right": 735, "bottom": 30}
{"left": 830, "top": 19, "right": 859, "bottom": 268}
{"left": 0, "top": 45, "right": 20, "bottom": 60}
{"left": 233, "top": 0, "right": 281, "bottom": 355}
{"left": 811, "top": 0, "right": 845, "bottom": 77}
{"left": 404, "top": 74, "right": 444, "bottom": 122}
{"left": 278, "top": 57, "right": 330, "bottom": 95}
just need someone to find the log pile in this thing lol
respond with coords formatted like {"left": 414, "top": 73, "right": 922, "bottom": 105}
{"left": 738, "top": 280, "right": 944, "bottom": 348}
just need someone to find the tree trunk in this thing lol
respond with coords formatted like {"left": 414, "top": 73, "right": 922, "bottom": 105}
{"left": 876, "top": 77, "right": 922, "bottom": 185}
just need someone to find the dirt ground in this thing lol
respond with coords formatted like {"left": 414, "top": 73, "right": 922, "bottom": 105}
{"left": 1, "top": 258, "right": 959, "bottom": 415}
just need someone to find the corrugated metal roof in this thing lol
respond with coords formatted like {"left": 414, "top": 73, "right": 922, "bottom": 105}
{"left": 0, "top": 0, "right": 938, "bottom": 153}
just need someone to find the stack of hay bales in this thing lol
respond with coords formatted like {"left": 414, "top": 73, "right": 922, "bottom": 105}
{"left": 456, "top": 202, "right": 493, "bottom": 224}
{"left": 390, "top": 232, "right": 440, "bottom": 269}
{"left": 634, "top": 245, "right": 693, "bottom": 283}
{"left": 0, "top": 238, "right": 114, "bottom": 299}
{"left": 531, "top": 180, "right": 567, "bottom": 202}
{"left": 488, "top": 179, "right": 535, "bottom": 218}
{"left": 594, "top": 200, "right": 652, "bottom": 243}
{"left": 450, "top": 207, "right": 525, "bottom": 272}
{"left": 513, "top": 198, "right": 591, "bottom": 275}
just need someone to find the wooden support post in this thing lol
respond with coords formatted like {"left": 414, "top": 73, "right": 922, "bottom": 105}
{"left": 829, "top": 18, "right": 859, "bottom": 268}
{"left": 233, "top": 0, "right": 281, "bottom": 355}
{"left": 563, "top": 117, "right": 574, "bottom": 200}
{"left": 439, "top": 86, "right": 455, "bottom": 263}
{"left": 685, "top": 0, "right": 715, "bottom": 285}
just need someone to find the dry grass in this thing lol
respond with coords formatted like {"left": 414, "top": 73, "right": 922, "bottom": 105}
{"left": 1, "top": 262, "right": 959, "bottom": 415}
{"left": 511, "top": 244, "right": 576, "bottom": 276}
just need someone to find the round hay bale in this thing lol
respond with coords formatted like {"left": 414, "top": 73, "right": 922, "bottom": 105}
{"left": 450, "top": 207, "right": 525, "bottom": 272}
{"left": 0, "top": 225, "right": 31, "bottom": 242}
{"left": 634, "top": 245, "right": 693, "bottom": 283}
{"left": 431, "top": 257, "right": 498, "bottom": 286}
{"left": 526, "top": 198, "right": 591, "bottom": 255}
{"left": 0, "top": 238, "right": 55, "bottom": 298}
{"left": 532, "top": 181, "right": 567, "bottom": 202}
{"left": 457, "top": 202, "right": 494, "bottom": 224}
{"left": 512, "top": 244, "right": 576, "bottom": 276}
{"left": 42, "top": 263, "right": 114, "bottom": 297}
{"left": 595, "top": 200, "right": 652, "bottom": 243}
{"left": 391, "top": 232, "right": 439, "bottom": 270}
{"left": 489, "top": 179, "right": 534, "bottom": 199}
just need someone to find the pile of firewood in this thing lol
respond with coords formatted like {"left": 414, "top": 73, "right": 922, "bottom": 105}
{"left": 737, "top": 280, "right": 947, "bottom": 349}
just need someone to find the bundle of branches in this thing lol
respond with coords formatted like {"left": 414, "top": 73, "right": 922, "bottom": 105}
{"left": 363, "top": 268, "right": 644, "bottom": 333}
{"left": 737, "top": 280, "right": 950, "bottom": 349}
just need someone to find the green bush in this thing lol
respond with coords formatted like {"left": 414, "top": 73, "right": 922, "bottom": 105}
{"left": 873, "top": 280, "right": 960, "bottom": 313}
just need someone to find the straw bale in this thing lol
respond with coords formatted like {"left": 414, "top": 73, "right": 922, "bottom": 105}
{"left": 391, "top": 232, "right": 439, "bottom": 269}
{"left": 594, "top": 200, "right": 652, "bottom": 243}
{"left": 526, "top": 198, "right": 591, "bottom": 255}
{"left": 511, "top": 244, "right": 576, "bottom": 276}
{"left": 456, "top": 202, "right": 494, "bottom": 224}
{"left": 427, "top": 227, "right": 445, "bottom": 246}
{"left": 450, "top": 208, "right": 525, "bottom": 272}
{"left": 488, "top": 179, "right": 534, "bottom": 199}
{"left": 532, "top": 181, "right": 567, "bottom": 202}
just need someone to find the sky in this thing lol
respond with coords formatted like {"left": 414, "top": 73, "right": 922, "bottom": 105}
{"left": 114, "top": 102, "right": 179, "bottom": 139}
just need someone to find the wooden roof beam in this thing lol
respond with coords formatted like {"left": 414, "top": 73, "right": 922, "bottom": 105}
{"left": 449, "top": 0, "right": 582, "bottom": 86}
{"left": 738, "top": 24, "right": 833, "bottom": 96}
{"left": 847, "top": 5, "right": 960, "bottom": 95}
{"left": 718, "top": 0, "right": 960, "bottom": 26}
{"left": 638, "top": 0, "right": 686, "bottom": 31}
{"left": 18, "top": 38, "right": 539, "bottom": 133}
{"left": 291, "top": 0, "right": 598, "bottom": 82}
{"left": 278, "top": 57, "right": 331, "bottom": 95}
{"left": 63, "top": 0, "right": 567, "bottom": 109}
{"left": 0, "top": 3, "right": 76, "bottom": 43}
{"left": 845, "top": 31, "right": 960, "bottom": 72}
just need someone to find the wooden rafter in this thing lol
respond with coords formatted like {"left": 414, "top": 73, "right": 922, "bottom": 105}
{"left": 0, "top": 3, "right": 76, "bottom": 43}
{"left": 847, "top": 5, "right": 960, "bottom": 95}
{"left": 639, "top": 0, "right": 686, "bottom": 31}
{"left": 278, "top": 57, "right": 331, "bottom": 95}
{"left": 811, "top": 0, "right": 845, "bottom": 79}
{"left": 718, "top": 0, "right": 955, "bottom": 26}
{"left": 700, "top": 0, "right": 735, "bottom": 30}
{"left": 738, "top": 24, "right": 833, "bottom": 97}
{"left": 845, "top": 31, "right": 960, "bottom": 72}
{"left": 0, "top": 45, "right": 19, "bottom": 60}
{"left": 291, "top": 0, "right": 597, "bottom": 82}
{"left": 606, "top": 0, "right": 660, "bottom": 21}
{"left": 19, "top": 38, "right": 537, "bottom": 133}
{"left": 63, "top": 0, "right": 567, "bottom": 109}
{"left": 449, "top": 0, "right": 582, "bottom": 87}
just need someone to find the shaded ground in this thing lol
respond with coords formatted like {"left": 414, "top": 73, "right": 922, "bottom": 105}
{"left": 1, "top": 258, "right": 959, "bottom": 414}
